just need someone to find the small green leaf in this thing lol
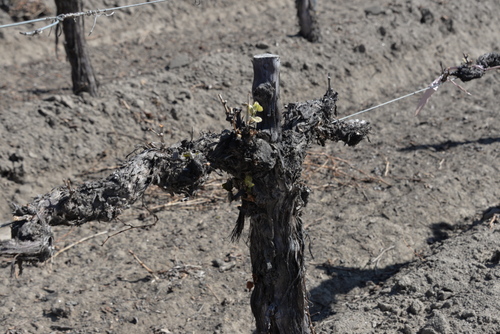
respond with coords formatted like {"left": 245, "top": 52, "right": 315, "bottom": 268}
{"left": 252, "top": 102, "right": 263, "bottom": 112}
{"left": 246, "top": 104, "right": 254, "bottom": 117}
{"left": 249, "top": 116, "right": 262, "bottom": 124}
{"left": 246, "top": 101, "right": 264, "bottom": 117}
{"left": 244, "top": 174, "right": 254, "bottom": 189}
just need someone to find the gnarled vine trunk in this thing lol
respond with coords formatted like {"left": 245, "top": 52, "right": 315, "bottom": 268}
{"left": 248, "top": 54, "right": 312, "bottom": 333}
{"left": 1, "top": 53, "right": 373, "bottom": 333}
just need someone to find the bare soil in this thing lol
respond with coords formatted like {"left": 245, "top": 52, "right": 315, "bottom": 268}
{"left": 1, "top": 1, "right": 499, "bottom": 333}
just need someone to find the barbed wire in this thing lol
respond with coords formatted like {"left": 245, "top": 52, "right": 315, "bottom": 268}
{"left": 0, "top": 0, "right": 169, "bottom": 36}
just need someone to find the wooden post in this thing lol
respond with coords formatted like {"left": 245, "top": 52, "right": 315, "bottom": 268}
{"left": 55, "top": 0, "right": 99, "bottom": 97}
{"left": 252, "top": 54, "right": 282, "bottom": 143}
{"left": 249, "top": 54, "right": 313, "bottom": 333}
{"left": 295, "top": 0, "right": 321, "bottom": 43}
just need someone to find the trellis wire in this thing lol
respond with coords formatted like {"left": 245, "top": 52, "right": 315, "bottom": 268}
{"left": 0, "top": 1, "right": 494, "bottom": 120}
{"left": 335, "top": 81, "right": 443, "bottom": 122}
{"left": 0, "top": 0, "right": 169, "bottom": 36}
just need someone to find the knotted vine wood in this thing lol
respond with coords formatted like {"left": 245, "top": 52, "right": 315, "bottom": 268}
{"left": 1, "top": 54, "right": 370, "bottom": 334}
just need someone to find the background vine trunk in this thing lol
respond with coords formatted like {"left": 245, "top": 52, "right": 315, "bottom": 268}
{"left": 55, "top": 0, "right": 99, "bottom": 96}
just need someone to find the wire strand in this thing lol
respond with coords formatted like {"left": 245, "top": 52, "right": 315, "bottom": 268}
{"left": 334, "top": 81, "right": 443, "bottom": 123}
{"left": 0, "top": 0, "right": 169, "bottom": 34}
{"left": 0, "top": 17, "right": 54, "bottom": 29}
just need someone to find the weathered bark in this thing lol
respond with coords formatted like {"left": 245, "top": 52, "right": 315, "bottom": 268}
{"left": 2, "top": 50, "right": 499, "bottom": 332}
{"left": 249, "top": 161, "right": 312, "bottom": 333}
{"left": 295, "top": 0, "right": 321, "bottom": 43}
{"left": 0, "top": 54, "right": 370, "bottom": 333}
{"left": 450, "top": 52, "right": 500, "bottom": 82}
{"left": 1, "top": 137, "right": 217, "bottom": 264}
{"left": 213, "top": 55, "right": 369, "bottom": 333}
{"left": 55, "top": 0, "right": 99, "bottom": 96}
{"left": 248, "top": 54, "right": 312, "bottom": 333}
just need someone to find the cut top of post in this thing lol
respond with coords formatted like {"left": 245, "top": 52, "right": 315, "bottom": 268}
{"left": 252, "top": 54, "right": 282, "bottom": 143}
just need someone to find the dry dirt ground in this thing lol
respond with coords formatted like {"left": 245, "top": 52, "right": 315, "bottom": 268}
{"left": 1, "top": 1, "right": 499, "bottom": 333}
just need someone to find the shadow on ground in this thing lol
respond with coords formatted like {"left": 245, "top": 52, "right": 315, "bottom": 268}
{"left": 399, "top": 137, "right": 500, "bottom": 152}
{"left": 309, "top": 262, "right": 406, "bottom": 322}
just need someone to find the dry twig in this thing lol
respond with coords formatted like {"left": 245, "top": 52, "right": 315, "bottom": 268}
{"left": 129, "top": 249, "right": 159, "bottom": 280}
{"left": 51, "top": 230, "right": 109, "bottom": 259}
{"left": 367, "top": 245, "right": 395, "bottom": 270}
{"left": 206, "top": 283, "right": 222, "bottom": 303}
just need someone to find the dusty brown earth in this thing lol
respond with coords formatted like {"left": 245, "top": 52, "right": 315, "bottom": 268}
{"left": 1, "top": 1, "right": 499, "bottom": 333}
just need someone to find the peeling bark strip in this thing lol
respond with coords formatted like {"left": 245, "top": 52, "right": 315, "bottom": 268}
{"left": 55, "top": 0, "right": 99, "bottom": 96}
{"left": 0, "top": 54, "right": 369, "bottom": 333}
